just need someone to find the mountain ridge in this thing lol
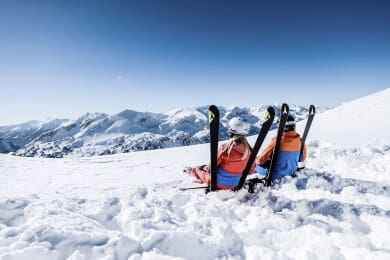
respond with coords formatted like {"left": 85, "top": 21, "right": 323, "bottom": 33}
{"left": 0, "top": 104, "right": 323, "bottom": 158}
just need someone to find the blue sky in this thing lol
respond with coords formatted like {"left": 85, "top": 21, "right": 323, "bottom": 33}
{"left": 0, "top": 0, "right": 389, "bottom": 125}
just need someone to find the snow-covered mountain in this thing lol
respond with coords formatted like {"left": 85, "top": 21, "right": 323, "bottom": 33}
{"left": 0, "top": 139, "right": 18, "bottom": 153}
{"left": 0, "top": 105, "right": 323, "bottom": 158}
{"left": 0, "top": 89, "right": 389, "bottom": 259}
{"left": 0, "top": 119, "right": 68, "bottom": 149}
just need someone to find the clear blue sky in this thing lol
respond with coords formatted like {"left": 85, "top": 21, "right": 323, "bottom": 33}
{"left": 1, "top": 0, "right": 389, "bottom": 125}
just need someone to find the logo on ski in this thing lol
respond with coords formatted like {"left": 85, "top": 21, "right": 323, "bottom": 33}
{"left": 208, "top": 110, "right": 215, "bottom": 123}
{"left": 263, "top": 110, "right": 271, "bottom": 122}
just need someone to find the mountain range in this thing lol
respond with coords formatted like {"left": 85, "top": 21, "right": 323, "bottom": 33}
{"left": 0, "top": 104, "right": 326, "bottom": 158}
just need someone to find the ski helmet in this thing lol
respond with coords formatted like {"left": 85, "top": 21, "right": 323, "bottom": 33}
{"left": 284, "top": 111, "right": 296, "bottom": 131}
{"left": 228, "top": 117, "right": 250, "bottom": 136}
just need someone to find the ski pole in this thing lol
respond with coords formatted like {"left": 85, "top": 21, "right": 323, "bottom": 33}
{"left": 179, "top": 186, "right": 208, "bottom": 191}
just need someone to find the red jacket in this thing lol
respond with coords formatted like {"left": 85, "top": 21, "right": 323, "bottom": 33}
{"left": 191, "top": 142, "right": 255, "bottom": 190}
{"left": 217, "top": 143, "right": 255, "bottom": 174}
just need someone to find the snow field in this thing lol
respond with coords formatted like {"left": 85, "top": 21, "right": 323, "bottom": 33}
{"left": 0, "top": 140, "right": 389, "bottom": 259}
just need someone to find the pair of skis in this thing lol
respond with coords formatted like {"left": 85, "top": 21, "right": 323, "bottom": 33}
{"left": 245, "top": 104, "right": 315, "bottom": 191}
{"left": 207, "top": 105, "right": 275, "bottom": 192}
{"left": 243, "top": 103, "right": 289, "bottom": 192}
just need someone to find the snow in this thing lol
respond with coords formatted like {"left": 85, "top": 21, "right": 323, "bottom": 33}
{"left": 305, "top": 88, "right": 390, "bottom": 147}
{"left": 0, "top": 88, "right": 390, "bottom": 259}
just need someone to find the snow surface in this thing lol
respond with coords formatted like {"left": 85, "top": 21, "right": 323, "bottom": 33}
{"left": 306, "top": 88, "right": 390, "bottom": 147}
{"left": 0, "top": 89, "right": 389, "bottom": 259}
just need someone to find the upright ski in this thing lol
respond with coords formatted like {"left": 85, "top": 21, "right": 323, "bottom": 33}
{"left": 233, "top": 106, "right": 275, "bottom": 191}
{"left": 297, "top": 105, "right": 316, "bottom": 170}
{"left": 264, "top": 103, "right": 289, "bottom": 187}
{"left": 208, "top": 105, "right": 220, "bottom": 192}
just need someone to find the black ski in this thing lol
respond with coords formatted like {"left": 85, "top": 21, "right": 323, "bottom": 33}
{"left": 297, "top": 105, "right": 316, "bottom": 170}
{"left": 208, "top": 105, "right": 220, "bottom": 192}
{"left": 264, "top": 103, "right": 289, "bottom": 187}
{"left": 232, "top": 106, "right": 275, "bottom": 191}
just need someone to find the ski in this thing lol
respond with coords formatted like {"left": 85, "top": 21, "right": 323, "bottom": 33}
{"left": 297, "top": 104, "right": 316, "bottom": 170}
{"left": 264, "top": 103, "right": 289, "bottom": 187}
{"left": 208, "top": 105, "right": 220, "bottom": 192}
{"left": 232, "top": 106, "right": 275, "bottom": 191}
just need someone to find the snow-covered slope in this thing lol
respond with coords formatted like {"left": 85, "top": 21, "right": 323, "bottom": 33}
{"left": 0, "top": 105, "right": 317, "bottom": 158}
{"left": 0, "top": 89, "right": 389, "bottom": 259}
{"left": 305, "top": 88, "right": 390, "bottom": 147}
